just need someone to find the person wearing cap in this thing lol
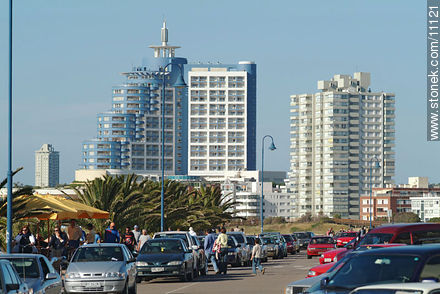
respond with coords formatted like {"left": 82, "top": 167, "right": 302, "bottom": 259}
{"left": 189, "top": 227, "right": 197, "bottom": 237}
{"left": 132, "top": 225, "right": 141, "bottom": 244}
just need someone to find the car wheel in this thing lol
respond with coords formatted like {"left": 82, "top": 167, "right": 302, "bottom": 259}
{"left": 199, "top": 264, "right": 206, "bottom": 276}
{"left": 135, "top": 276, "right": 142, "bottom": 284}
{"left": 187, "top": 267, "right": 194, "bottom": 281}
{"left": 297, "top": 249, "right": 300, "bottom": 253}
{"left": 120, "top": 281, "right": 129, "bottom": 294}
{"left": 307, "top": 254, "right": 312, "bottom": 259}
{"left": 264, "top": 257, "right": 268, "bottom": 262}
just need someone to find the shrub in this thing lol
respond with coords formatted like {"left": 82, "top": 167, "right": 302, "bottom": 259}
{"left": 393, "top": 212, "right": 420, "bottom": 223}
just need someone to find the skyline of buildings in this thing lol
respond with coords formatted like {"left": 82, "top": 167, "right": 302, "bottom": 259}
{"left": 288, "top": 72, "right": 396, "bottom": 219}
{"left": 34, "top": 144, "right": 59, "bottom": 188}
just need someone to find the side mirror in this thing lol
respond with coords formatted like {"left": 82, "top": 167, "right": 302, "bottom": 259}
{"left": 6, "top": 284, "right": 19, "bottom": 291}
{"left": 320, "top": 277, "right": 329, "bottom": 289}
{"left": 132, "top": 251, "right": 139, "bottom": 258}
{"left": 46, "top": 273, "right": 58, "bottom": 280}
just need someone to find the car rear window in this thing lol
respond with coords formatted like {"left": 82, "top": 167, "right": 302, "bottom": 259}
{"left": 228, "top": 233, "right": 244, "bottom": 243}
{"left": 310, "top": 237, "right": 333, "bottom": 244}
{"left": 359, "top": 233, "right": 393, "bottom": 246}
{"left": 295, "top": 233, "right": 309, "bottom": 239}
{"left": 282, "top": 235, "right": 293, "bottom": 242}
{"left": 339, "top": 232, "right": 357, "bottom": 238}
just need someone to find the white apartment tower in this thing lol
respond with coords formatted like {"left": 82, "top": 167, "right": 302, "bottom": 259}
{"left": 35, "top": 144, "right": 60, "bottom": 187}
{"left": 187, "top": 62, "right": 257, "bottom": 175}
{"left": 288, "top": 72, "right": 395, "bottom": 219}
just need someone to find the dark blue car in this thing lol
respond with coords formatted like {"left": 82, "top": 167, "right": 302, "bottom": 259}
{"left": 309, "top": 245, "right": 440, "bottom": 294}
{"left": 136, "top": 238, "right": 194, "bottom": 282}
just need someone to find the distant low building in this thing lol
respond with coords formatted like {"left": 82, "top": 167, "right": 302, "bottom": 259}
{"left": 411, "top": 192, "right": 440, "bottom": 222}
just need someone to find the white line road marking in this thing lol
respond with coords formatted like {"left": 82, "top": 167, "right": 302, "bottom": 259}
{"left": 166, "top": 282, "right": 199, "bottom": 294}
{"left": 273, "top": 265, "right": 284, "bottom": 268}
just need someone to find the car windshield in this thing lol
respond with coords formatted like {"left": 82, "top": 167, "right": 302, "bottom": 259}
{"left": 228, "top": 234, "right": 245, "bottom": 243}
{"left": 327, "top": 254, "right": 421, "bottom": 290}
{"left": 283, "top": 235, "right": 293, "bottom": 242}
{"left": 72, "top": 246, "right": 124, "bottom": 262}
{"left": 141, "top": 240, "right": 184, "bottom": 254}
{"left": 262, "top": 237, "right": 274, "bottom": 244}
{"left": 227, "top": 237, "right": 237, "bottom": 247}
{"left": 6, "top": 258, "right": 40, "bottom": 279}
{"left": 155, "top": 234, "right": 189, "bottom": 247}
{"left": 295, "top": 233, "right": 309, "bottom": 239}
{"left": 310, "top": 237, "right": 333, "bottom": 244}
{"left": 358, "top": 233, "right": 393, "bottom": 246}
{"left": 247, "top": 237, "right": 255, "bottom": 244}
{"left": 339, "top": 232, "right": 357, "bottom": 238}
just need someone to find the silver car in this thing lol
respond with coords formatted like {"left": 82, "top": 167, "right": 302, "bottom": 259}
{"left": 64, "top": 244, "right": 137, "bottom": 294}
{"left": 0, "top": 254, "right": 61, "bottom": 294}
{"left": 0, "top": 259, "right": 30, "bottom": 294}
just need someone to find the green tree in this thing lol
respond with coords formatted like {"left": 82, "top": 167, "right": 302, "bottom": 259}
{"left": 393, "top": 212, "right": 421, "bottom": 223}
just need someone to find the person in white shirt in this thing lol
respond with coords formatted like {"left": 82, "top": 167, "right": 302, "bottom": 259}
{"left": 189, "top": 227, "right": 197, "bottom": 237}
{"left": 137, "top": 230, "right": 151, "bottom": 251}
{"left": 251, "top": 238, "right": 265, "bottom": 275}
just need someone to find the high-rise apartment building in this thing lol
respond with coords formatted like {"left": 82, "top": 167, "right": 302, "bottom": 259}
{"left": 288, "top": 72, "right": 395, "bottom": 219}
{"left": 186, "top": 63, "right": 256, "bottom": 175}
{"left": 81, "top": 22, "right": 188, "bottom": 175}
{"left": 35, "top": 144, "right": 60, "bottom": 187}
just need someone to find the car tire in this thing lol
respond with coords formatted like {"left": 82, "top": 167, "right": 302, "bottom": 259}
{"left": 120, "top": 282, "right": 129, "bottom": 294}
{"left": 135, "top": 276, "right": 142, "bottom": 284}
{"left": 297, "top": 249, "right": 300, "bottom": 253}
{"left": 307, "top": 254, "right": 312, "bottom": 259}
{"left": 187, "top": 267, "right": 194, "bottom": 281}
{"left": 199, "top": 264, "right": 206, "bottom": 276}
{"left": 129, "top": 278, "right": 137, "bottom": 294}
{"left": 263, "top": 257, "right": 268, "bottom": 262}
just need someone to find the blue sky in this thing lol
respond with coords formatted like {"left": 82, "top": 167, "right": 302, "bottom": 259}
{"left": 0, "top": 1, "right": 433, "bottom": 185}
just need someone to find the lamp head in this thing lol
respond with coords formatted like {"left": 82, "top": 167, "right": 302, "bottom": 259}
{"left": 269, "top": 142, "right": 276, "bottom": 151}
{"left": 173, "top": 74, "right": 187, "bottom": 88}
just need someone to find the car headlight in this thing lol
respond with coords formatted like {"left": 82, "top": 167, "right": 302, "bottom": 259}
{"left": 308, "top": 270, "right": 316, "bottom": 276}
{"left": 333, "top": 256, "right": 338, "bottom": 262}
{"left": 65, "top": 272, "right": 81, "bottom": 279}
{"left": 285, "top": 286, "right": 293, "bottom": 294}
{"left": 167, "top": 261, "right": 183, "bottom": 266}
{"left": 308, "top": 247, "right": 315, "bottom": 250}
{"left": 105, "top": 272, "right": 125, "bottom": 278}
{"left": 136, "top": 261, "right": 150, "bottom": 267}
{"left": 320, "top": 254, "right": 324, "bottom": 258}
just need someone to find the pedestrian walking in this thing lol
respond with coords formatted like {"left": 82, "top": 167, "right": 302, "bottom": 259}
{"left": 216, "top": 227, "right": 228, "bottom": 274}
{"left": 137, "top": 229, "right": 151, "bottom": 251}
{"left": 204, "top": 229, "right": 219, "bottom": 274}
{"left": 104, "top": 222, "right": 121, "bottom": 243}
{"left": 122, "top": 227, "right": 137, "bottom": 251}
{"left": 132, "top": 225, "right": 141, "bottom": 244}
{"left": 251, "top": 238, "right": 265, "bottom": 275}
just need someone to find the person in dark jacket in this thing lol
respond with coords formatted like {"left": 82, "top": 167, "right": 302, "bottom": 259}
{"left": 122, "top": 227, "right": 136, "bottom": 251}
{"left": 48, "top": 226, "right": 68, "bottom": 257}
{"left": 204, "top": 228, "right": 219, "bottom": 274}
{"left": 13, "top": 226, "right": 37, "bottom": 253}
{"left": 104, "top": 222, "right": 120, "bottom": 243}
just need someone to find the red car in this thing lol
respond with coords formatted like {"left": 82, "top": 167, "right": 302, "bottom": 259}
{"left": 319, "top": 236, "right": 359, "bottom": 264}
{"left": 306, "top": 236, "right": 335, "bottom": 259}
{"left": 335, "top": 231, "right": 357, "bottom": 247}
{"left": 307, "top": 262, "right": 335, "bottom": 278}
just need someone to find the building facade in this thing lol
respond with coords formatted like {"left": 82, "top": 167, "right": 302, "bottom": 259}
{"left": 288, "top": 72, "right": 395, "bottom": 219}
{"left": 186, "top": 62, "right": 256, "bottom": 175}
{"left": 80, "top": 21, "right": 188, "bottom": 175}
{"left": 411, "top": 192, "right": 440, "bottom": 222}
{"left": 35, "top": 144, "right": 60, "bottom": 187}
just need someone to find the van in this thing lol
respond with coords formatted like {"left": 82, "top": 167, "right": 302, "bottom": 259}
{"left": 358, "top": 223, "right": 440, "bottom": 246}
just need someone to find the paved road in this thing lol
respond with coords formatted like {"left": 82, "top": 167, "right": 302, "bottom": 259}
{"left": 138, "top": 251, "right": 317, "bottom": 294}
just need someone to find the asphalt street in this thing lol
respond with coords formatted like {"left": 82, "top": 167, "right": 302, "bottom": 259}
{"left": 138, "top": 251, "right": 317, "bottom": 294}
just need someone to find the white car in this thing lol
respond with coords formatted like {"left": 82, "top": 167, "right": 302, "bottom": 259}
{"left": 350, "top": 282, "right": 440, "bottom": 294}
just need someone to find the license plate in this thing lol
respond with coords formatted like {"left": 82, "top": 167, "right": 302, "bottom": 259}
{"left": 151, "top": 267, "right": 164, "bottom": 273}
{"left": 85, "top": 282, "right": 101, "bottom": 288}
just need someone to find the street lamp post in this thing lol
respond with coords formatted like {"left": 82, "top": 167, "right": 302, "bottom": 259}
{"left": 261, "top": 135, "right": 276, "bottom": 234}
{"left": 369, "top": 157, "right": 380, "bottom": 229}
{"left": 7, "top": 0, "right": 13, "bottom": 253}
{"left": 160, "top": 63, "right": 186, "bottom": 232}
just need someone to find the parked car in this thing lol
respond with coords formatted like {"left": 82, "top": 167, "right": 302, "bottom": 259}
{"left": 308, "top": 244, "right": 440, "bottom": 294}
{"left": 260, "top": 233, "right": 286, "bottom": 258}
{"left": 280, "top": 235, "right": 288, "bottom": 257}
{"left": 135, "top": 238, "right": 194, "bottom": 282}
{"left": 153, "top": 231, "right": 202, "bottom": 277}
{"left": 319, "top": 238, "right": 358, "bottom": 264}
{"left": 293, "top": 231, "right": 315, "bottom": 249}
{"left": 358, "top": 223, "right": 440, "bottom": 246}
{"left": 190, "top": 235, "right": 207, "bottom": 275}
{"left": 0, "top": 254, "right": 62, "bottom": 294}
{"left": 261, "top": 237, "right": 282, "bottom": 259}
{"left": 0, "top": 259, "right": 30, "bottom": 294}
{"left": 64, "top": 243, "right": 137, "bottom": 294}
{"left": 307, "top": 236, "right": 335, "bottom": 259}
{"left": 246, "top": 236, "right": 268, "bottom": 262}
{"left": 335, "top": 231, "right": 357, "bottom": 247}
{"left": 227, "top": 232, "right": 252, "bottom": 265}
{"left": 350, "top": 282, "right": 440, "bottom": 294}
{"left": 282, "top": 234, "right": 298, "bottom": 255}
{"left": 226, "top": 235, "right": 246, "bottom": 267}
{"left": 290, "top": 234, "right": 301, "bottom": 253}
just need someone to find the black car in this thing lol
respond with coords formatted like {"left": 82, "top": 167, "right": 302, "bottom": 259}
{"left": 293, "top": 231, "right": 314, "bottom": 249}
{"left": 136, "top": 238, "right": 194, "bottom": 282}
{"left": 308, "top": 244, "right": 440, "bottom": 294}
{"left": 226, "top": 236, "right": 244, "bottom": 267}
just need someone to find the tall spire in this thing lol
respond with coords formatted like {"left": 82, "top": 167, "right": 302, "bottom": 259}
{"left": 149, "top": 21, "right": 180, "bottom": 58}
{"left": 161, "top": 20, "right": 168, "bottom": 46}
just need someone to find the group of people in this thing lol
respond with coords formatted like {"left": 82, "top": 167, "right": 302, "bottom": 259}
{"left": 203, "top": 227, "right": 265, "bottom": 276}
{"left": 326, "top": 226, "right": 370, "bottom": 237}
{"left": 12, "top": 220, "right": 152, "bottom": 258}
